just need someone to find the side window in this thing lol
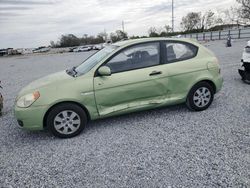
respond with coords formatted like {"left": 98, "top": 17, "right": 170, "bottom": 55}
{"left": 106, "top": 42, "right": 160, "bottom": 73}
{"left": 165, "top": 42, "right": 198, "bottom": 63}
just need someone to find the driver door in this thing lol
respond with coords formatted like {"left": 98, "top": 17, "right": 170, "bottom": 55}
{"left": 93, "top": 42, "right": 169, "bottom": 116}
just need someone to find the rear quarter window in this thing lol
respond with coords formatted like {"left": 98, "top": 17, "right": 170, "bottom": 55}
{"left": 165, "top": 42, "right": 198, "bottom": 63}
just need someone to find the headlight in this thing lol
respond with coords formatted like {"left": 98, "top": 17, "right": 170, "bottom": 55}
{"left": 16, "top": 91, "right": 40, "bottom": 108}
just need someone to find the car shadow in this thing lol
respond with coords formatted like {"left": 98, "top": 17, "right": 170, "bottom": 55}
{"left": 11, "top": 100, "right": 221, "bottom": 141}
{"left": 12, "top": 104, "right": 188, "bottom": 141}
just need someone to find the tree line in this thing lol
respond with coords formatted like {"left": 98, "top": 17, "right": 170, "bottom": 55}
{"left": 51, "top": 0, "right": 250, "bottom": 48}
{"left": 148, "top": 0, "right": 250, "bottom": 37}
{"left": 50, "top": 30, "right": 128, "bottom": 48}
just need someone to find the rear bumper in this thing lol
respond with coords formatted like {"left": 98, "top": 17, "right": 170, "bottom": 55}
{"left": 14, "top": 105, "right": 48, "bottom": 131}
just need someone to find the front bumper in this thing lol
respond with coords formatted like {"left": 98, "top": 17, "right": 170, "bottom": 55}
{"left": 239, "top": 69, "right": 250, "bottom": 83}
{"left": 14, "top": 105, "right": 48, "bottom": 131}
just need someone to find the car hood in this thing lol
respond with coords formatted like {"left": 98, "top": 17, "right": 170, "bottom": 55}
{"left": 18, "top": 71, "right": 72, "bottom": 95}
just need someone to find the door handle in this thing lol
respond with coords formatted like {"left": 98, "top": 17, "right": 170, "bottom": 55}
{"left": 149, "top": 71, "right": 162, "bottom": 76}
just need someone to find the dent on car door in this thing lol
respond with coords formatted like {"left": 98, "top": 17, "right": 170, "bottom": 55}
{"left": 94, "top": 42, "right": 169, "bottom": 116}
{"left": 163, "top": 41, "right": 200, "bottom": 100}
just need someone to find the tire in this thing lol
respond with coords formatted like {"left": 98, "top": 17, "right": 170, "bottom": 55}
{"left": 186, "top": 82, "right": 214, "bottom": 111}
{"left": 46, "top": 103, "right": 87, "bottom": 138}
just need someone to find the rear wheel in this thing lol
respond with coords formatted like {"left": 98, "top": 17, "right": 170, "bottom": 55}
{"left": 186, "top": 82, "right": 214, "bottom": 111}
{"left": 46, "top": 103, "right": 87, "bottom": 138}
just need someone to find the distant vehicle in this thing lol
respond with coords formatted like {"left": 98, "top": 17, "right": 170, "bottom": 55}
{"left": 93, "top": 44, "right": 103, "bottom": 50}
{"left": 0, "top": 49, "right": 8, "bottom": 56}
{"left": 21, "top": 48, "right": 33, "bottom": 55}
{"left": 15, "top": 38, "right": 223, "bottom": 138}
{"left": 33, "top": 47, "right": 50, "bottom": 53}
{"left": 239, "top": 40, "right": 250, "bottom": 83}
{"left": 73, "top": 46, "right": 91, "bottom": 52}
{"left": 0, "top": 81, "right": 3, "bottom": 115}
{"left": 8, "top": 49, "right": 22, "bottom": 55}
{"left": 86, "top": 45, "right": 94, "bottom": 50}
{"left": 0, "top": 48, "right": 22, "bottom": 56}
{"left": 103, "top": 40, "right": 112, "bottom": 48}
{"left": 69, "top": 47, "right": 77, "bottom": 52}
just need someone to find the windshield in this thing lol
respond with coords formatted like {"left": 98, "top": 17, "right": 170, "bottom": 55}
{"left": 75, "top": 45, "right": 118, "bottom": 76}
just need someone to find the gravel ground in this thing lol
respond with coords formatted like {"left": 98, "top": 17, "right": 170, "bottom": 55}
{"left": 0, "top": 40, "right": 249, "bottom": 187}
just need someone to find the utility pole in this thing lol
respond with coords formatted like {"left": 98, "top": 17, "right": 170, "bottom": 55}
{"left": 172, "top": 0, "right": 174, "bottom": 32}
{"left": 122, "top": 21, "right": 125, "bottom": 33}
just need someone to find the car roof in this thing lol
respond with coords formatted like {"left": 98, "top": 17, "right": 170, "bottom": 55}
{"left": 114, "top": 37, "right": 199, "bottom": 48}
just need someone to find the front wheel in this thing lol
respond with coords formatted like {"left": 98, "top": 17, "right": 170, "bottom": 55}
{"left": 46, "top": 103, "right": 87, "bottom": 138}
{"left": 186, "top": 82, "right": 214, "bottom": 111}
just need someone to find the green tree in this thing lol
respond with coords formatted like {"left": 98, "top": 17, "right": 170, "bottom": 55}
{"left": 237, "top": 0, "right": 250, "bottom": 23}
{"left": 116, "top": 30, "right": 128, "bottom": 40}
{"left": 97, "top": 32, "right": 108, "bottom": 42}
{"left": 180, "top": 12, "right": 202, "bottom": 31}
{"left": 110, "top": 30, "right": 128, "bottom": 42}
{"left": 59, "top": 34, "right": 80, "bottom": 47}
{"left": 164, "top": 25, "right": 172, "bottom": 33}
{"left": 201, "top": 10, "right": 215, "bottom": 30}
{"left": 148, "top": 27, "right": 159, "bottom": 37}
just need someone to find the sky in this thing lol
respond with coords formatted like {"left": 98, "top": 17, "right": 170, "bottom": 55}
{"left": 0, "top": 0, "right": 237, "bottom": 48}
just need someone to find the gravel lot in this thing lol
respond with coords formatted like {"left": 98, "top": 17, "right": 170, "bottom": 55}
{"left": 0, "top": 40, "right": 249, "bottom": 187}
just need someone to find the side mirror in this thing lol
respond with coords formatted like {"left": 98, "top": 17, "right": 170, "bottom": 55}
{"left": 98, "top": 66, "right": 111, "bottom": 76}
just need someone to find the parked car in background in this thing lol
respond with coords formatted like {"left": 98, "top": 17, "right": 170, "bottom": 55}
{"left": 93, "top": 44, "right": 103, "bottom": 50}
{"left": 73, "top": 46, "right": 91, "bottom": 52}
{"left": 33, "top": 46, "right": 50, "bottom": 53}
{"left": 102, "top": 40, "right": 112, "bottom": 48}
{"left": 1, "top": 48, "right": 23, "bottom": 56}
{"left": 20, "top": 48, "right": 34, "bottom": 55}
{"left": 69, "top": 47, "right": 77, "bottom": 52}
{"left": 239, "top": 40, "right": 250, "bottom": 83}
{"left": 0, "top": 49, "right": 8, "bottom": 56}
{"left": 15, "top": 38, "right": 223, "bottom": 138}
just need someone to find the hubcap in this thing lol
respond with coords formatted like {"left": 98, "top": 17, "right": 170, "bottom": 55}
{"left": 54, "top": 110, "right": 81, "bottom": 135}
{"left": 193, "top": 87, "right": 211, "bottom": 108}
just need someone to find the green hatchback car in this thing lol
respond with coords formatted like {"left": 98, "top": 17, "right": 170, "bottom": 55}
{"left": 15, "top": 38, "right": 223, "bottom": 138}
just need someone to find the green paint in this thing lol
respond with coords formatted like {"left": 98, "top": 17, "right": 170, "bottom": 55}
{"left": 14, "top": 38, "right": 223, "bottom": 130}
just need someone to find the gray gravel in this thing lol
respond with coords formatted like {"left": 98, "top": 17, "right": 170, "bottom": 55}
{"left": 0, "top": 41, "right": 249, "bottom": 187}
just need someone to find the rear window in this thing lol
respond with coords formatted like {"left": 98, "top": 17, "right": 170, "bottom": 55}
{"left": 165, "top": 42, "right": 198, "bottom": 63}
